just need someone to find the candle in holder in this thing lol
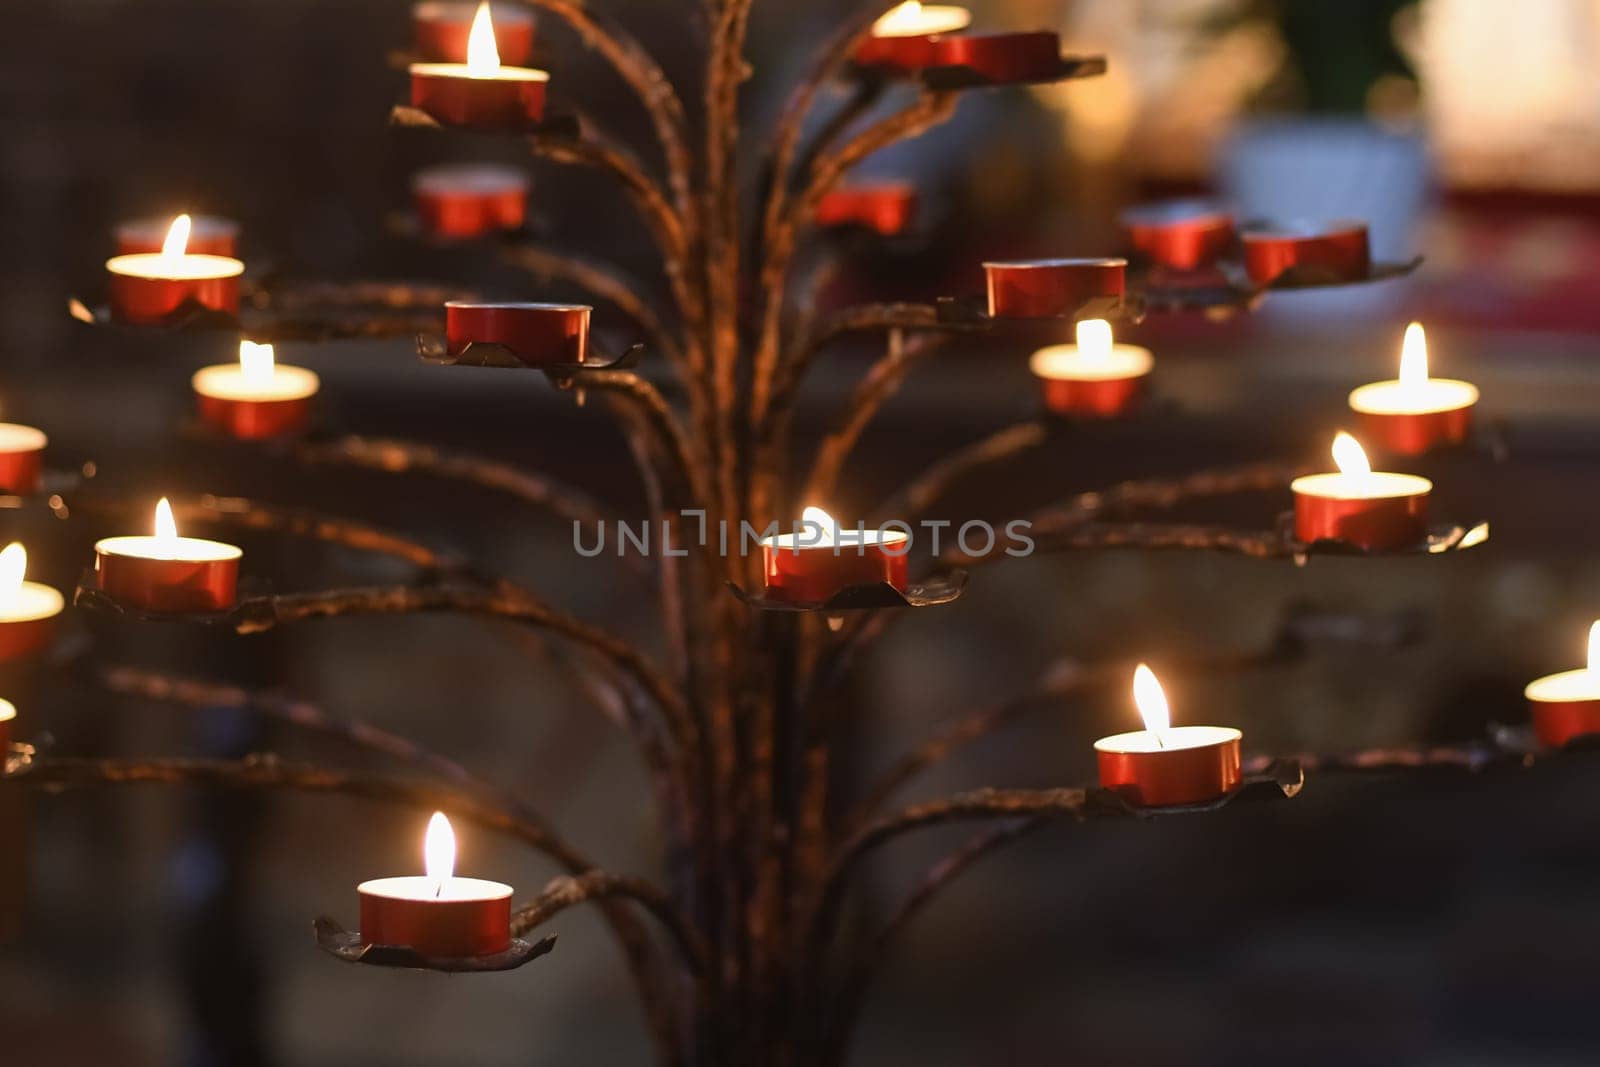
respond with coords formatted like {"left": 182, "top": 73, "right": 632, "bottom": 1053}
{"left": 1121, "top": 199, "right": 1234, "bottom": 271}
{"left": 927, "top": 30, "right": 1063, "bottom": 83}
{"left": 814, "top": 183, "right": 919, "bottom": 236}
{"left": 359, "top": 812, "right": 513, "bottom": 957}
{"left": 446, "top": 302, "right": 590, "bottom": 366}
{"left": 192, "top": 341, "right": 320, "bottom": 440}
{"left": 984, "top": 257, "right": 1125, "bottom": 319}
{"left": 0, "top": 700, "right": 15, "bottom": 753}
{"left": 1526, "top": 621, "right": 1600, "bottom": 748}
{"left": 1241, "top": 220, "right": 1370, "bottom": 287}
{"left": 1349, "top": 323, "right": 1479, "bottom": 456}
{"left": 760, "top": 506, "right": 909, "bottom": 604}
{"left": 95, "top": 498, "right": 242, "bottom": 613}
{"left": 414, "top": 1, "right": 535, "bottom": 65}
{"left": 105, "top": 214, "right": 245, "bottom": 325}
{"left": 1095, "top": 664, "right": 1242, "bottom": 807}
{"left": 0, "top": 544, "right": 63, "bottom": 662}
{"left": 116, "top": 213, "right": 239, "bottom": 257}
{"left": 855, "top": 2, "right": 972, "bottom": 73}
{"left": 410, "top": 1, "right": 550, "bottom": 129}
{"left": 412, "top": 164, "right": 529, "bottom": 239}
{"left": 1291, "top": 432, "right": 1431, "bottom": 551}
{"left": 0, "top": 423, "right": 47, "bottom": 496}
{"left": 1028, "top": 318, "right": 1152, "bottom": 418}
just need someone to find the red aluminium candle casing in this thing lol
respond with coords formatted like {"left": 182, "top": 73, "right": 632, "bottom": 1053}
{"left": 0, "top": 447, "right": 43, "bottom": 496}
{"left": 360, "top": 890, "right": 512, "bottom": 958}
{"left": 410, "top": 69, "right": 546, "bottom": 129}
{"left": 929, "top": 31, "right": 1062, "bottom": 82}
{"left": 761, "top": 542, "right": 909, "bottom": 605}
{"left": 1121, "top": 202, "right": 1234, "bottom": 271}
{"left": 1039, "top": 375, "right": 1145, "bottom": 419}
{"left": 1097, "top": 734, "right": 1242, "bottom": 807}
{"left": 985, "top": 258, "right": 1125, "bottom": 318}
{"left": 412, "top": 168, "right": 529, "bottom": 239}
{"left": 1241, "top": 222, "right": 1370, "bottom": 286}
{"left": 1293, "top": 489, "right": 1429, "bottom": 551}
{"left": 815, "top": 185, "right": 918, "bottom": 236}
{"left": 1356, "top": 406, "right": 1474, "bottom": 457}
{"left": 0, "top": 617, "right": 56, "bottom": 662}
{"left": 95, "top": 551, "right": 239, "bottom": 613}
{"left": 1530, "top": 699, "right": 1600, "bottom": 749}
{"left": 413, "top": 3, "right": 535, "bottom": 65}
{"left": 196, "top": 394, "right": 313, "bottom": 441}
{"left": 854, "top": 32, "right": 944, "bottom": 73}
{"left": 109, "top": 272, "right": 241, "bottom": 326}
{"left": 116, "top": 215, "right": 239, "bottom": 257}
{"left": 446, "top": 302, "right": 589, "bottom": 366}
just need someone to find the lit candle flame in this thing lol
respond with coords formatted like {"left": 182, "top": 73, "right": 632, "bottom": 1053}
{"left": 160, "top": 214, "right": 192, "bottom": 263}
{"left": 1076, "top": 318, "right": 1113, "bottom": 366}
{"left": 801, "top": 505, "right": 837, "bottom": 547}
{"left": 1588, "top": 620, "right": 1599, "bottom": 676}
{"left": 424, "top": 811, "right": 456, "bottom": 895}
{"left": 1332, "top": 431, "right": 1372, "bottom": 479}
{"left": 466, "top": 0, "right": 501, "bottom": 77}
{"left": 239, "top": 340, "right": 275, "bottom": 385}
{"left": 154, "top": 497, "right": 179, "bottom": 552}
{"left": 1398, "top": 321, "right": 1428, "bottom": 389}
{"left": 0, "top": 543, "right": 25, "bottom": 612}
{"left": 1132, "top": 662, "right": 1170, "bottom": 746}
{"left": 875, "top": 1, "right": 925, "bottom": 33}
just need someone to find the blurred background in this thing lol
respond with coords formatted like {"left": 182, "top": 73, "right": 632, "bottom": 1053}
{"left": 3, "top": 0, "right": 1600, "bottom": 1064}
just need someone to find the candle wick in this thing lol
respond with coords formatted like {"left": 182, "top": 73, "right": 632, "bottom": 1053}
{"left": 1153, "top": 729, "right": 1166, "bottom": 750}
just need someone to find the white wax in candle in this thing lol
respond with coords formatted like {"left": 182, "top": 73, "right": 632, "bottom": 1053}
{"left": 0, "top": 424, "right": 46, "bottom": 455}
{"left": 192, "top": 364, "right": 320, "bottom": 403}
{"left": 1289, "top": 471, "right": 1432, "bottom": 502}
{"left": 94, "top": 535, "right": 242, "bottom": 564}
{"left": 412, "top": 164, "right": 528, "bottom": 195}
{"left": 1030, "top": 343, "right": 1153, "bottom": 382}
{"left": 0, "top": 582, "right": 64, "bottom": 623}
{"left": 1349, "top": 379, "right": 1479, "bottom": 416}
{"left": 409, "top": 61, "right": 549, "bottom": 82}
{"left": 1525, "top": 669, "right": 1600, "bottom": 703}
{"left": 358, "top": 875, "right": 514, "bottom": 903}
{"left": 761, "top": 528, "right": 908, "bottom": 551}
{"left": 872, "top": 3, "right": 971, "bottom": 37}
{"left": 0, "top": 699, "right": 13, "bottom": 725}
{"left": 1094, "top": 724, "right": 1240, "bottom": 754}
{"left": 105, "top": 252, "right": 244, "bottom": 282}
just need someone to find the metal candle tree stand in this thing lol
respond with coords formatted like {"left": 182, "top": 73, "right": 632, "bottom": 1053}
{"left": 2, "top": 3, "right": 1545, "bottom": 1065}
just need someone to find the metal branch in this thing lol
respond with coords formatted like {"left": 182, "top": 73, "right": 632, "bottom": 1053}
{"left": 769, "top": 302, "right": 944, "bottom": 423}
{"left": 875, "top": 420, "right": 1053, "bottom": 523}
{"left": 513, "top": 871, "right": 712, "bottom": 979}
{"left": 951, "top": 521, "right": 1293, "bottom": 566}
{"left": 1028, "top": 461, "right": 1311, "bottom": 536}
{"left": 581, "top": 370, "right": 714, "bottom": 515}
{"left": 499, "top": 245, "right": 684, "bottom": 369}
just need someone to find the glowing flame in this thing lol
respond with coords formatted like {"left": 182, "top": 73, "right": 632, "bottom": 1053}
{"left": 466, "top": 1, "right": 501, "bottom": 77}
{"left": 424, "top": 811, "right": 456, "bottom": 890}
{"left": 1132, "top": 663, "right": 1170, "bottom": 740}
{"left": 160, "top": 214, "right": 192, "bottom": 261}
{"left": 1588, "top": 620, "right": 1599, "bottom": 675}
{"left": 0, "top": 543, "right": 25, "bottom": 611}
{"left": 1332, "top": 432, "right": 1371, "bottom": 478}
{"left": 801, "top": 505, "right": 837, "bottom": 547}
{"left": 1076, "top": 318, "right": 1113, "bottom": 365}
{"left": 154, "top": 497, "right": 179, "bottom": 550}
{"left": 875, "top": 2, "right": 926, "bottom": 33}
{"left": 1398, "top": 321, "right": 1428, "bottom": 388}
{"left": 239, "top": 340, "right": 275, "bottom": 384}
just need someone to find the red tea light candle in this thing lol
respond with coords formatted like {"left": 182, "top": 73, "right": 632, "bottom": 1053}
{"left": 414, "top": 1, "right": 534, "bottom": 65}
{"left": 928, "top": 30, "right": 1063, "bottom": 82}
{"left": 0, "top": 699, "right": 14, "bottom": 753}
{"left": 0, "top": 424, "right": 47, "bottom": 496}
{"left": 446, "top": 301, "right": 589, "bottom": 367}
{"left": 1291, "top": 432, "right": 1431, "bottom": 551}
{"left": 0, "top": 545, "right": 63, "bottom": 662}
{"left": 412, "top": 164, "right": 529, "bottom": 239}
{"left": 1096, "top": 664, "right": 1242, "bottom": 807}
{"left": 1525, "top": 621, "right": 1600, "bottom": 748}
{"left": 1028, "top": 318, "right": 1152, "bottom": 418}
{"left": 105, "top": 214, "right": 244, "bottom": 326}
{"left": 1121, "top": 199, "right": 1234, "bottom": 271}
{"left": 855, "top": 2, "right": 972, "bottom": 73}
{"left": 1240, "top": 220, "right": 1370, "bottom": 287}
{"left": 359, "top": 812, "right": 513, "bottom": 957}
{"left": 410, "top": 1, "right": 549, "bottom": 129}
{"left": 94, "top": 498, "right": 242, "bottom": 613}
{"left": 192, "top": 341, "right": 320, "bottom": 440}
{"left": 984, "top": 257, "right": 1125, "bottom": 319}
{"left": 814, "top": 183, "right": 919, "bottom": 236}
{"left": 1349, "top": 322, "right": 1478, "bottom": 456}
{"left": 116, "top": 214, "right": 239, "bottom": 257}
{"left": 760, "top": 506, "right": 909, "bottom": 604}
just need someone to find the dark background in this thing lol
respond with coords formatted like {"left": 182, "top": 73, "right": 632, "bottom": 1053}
{"left": 3, "top": 1, "right": 1600, "bottom": 1064}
